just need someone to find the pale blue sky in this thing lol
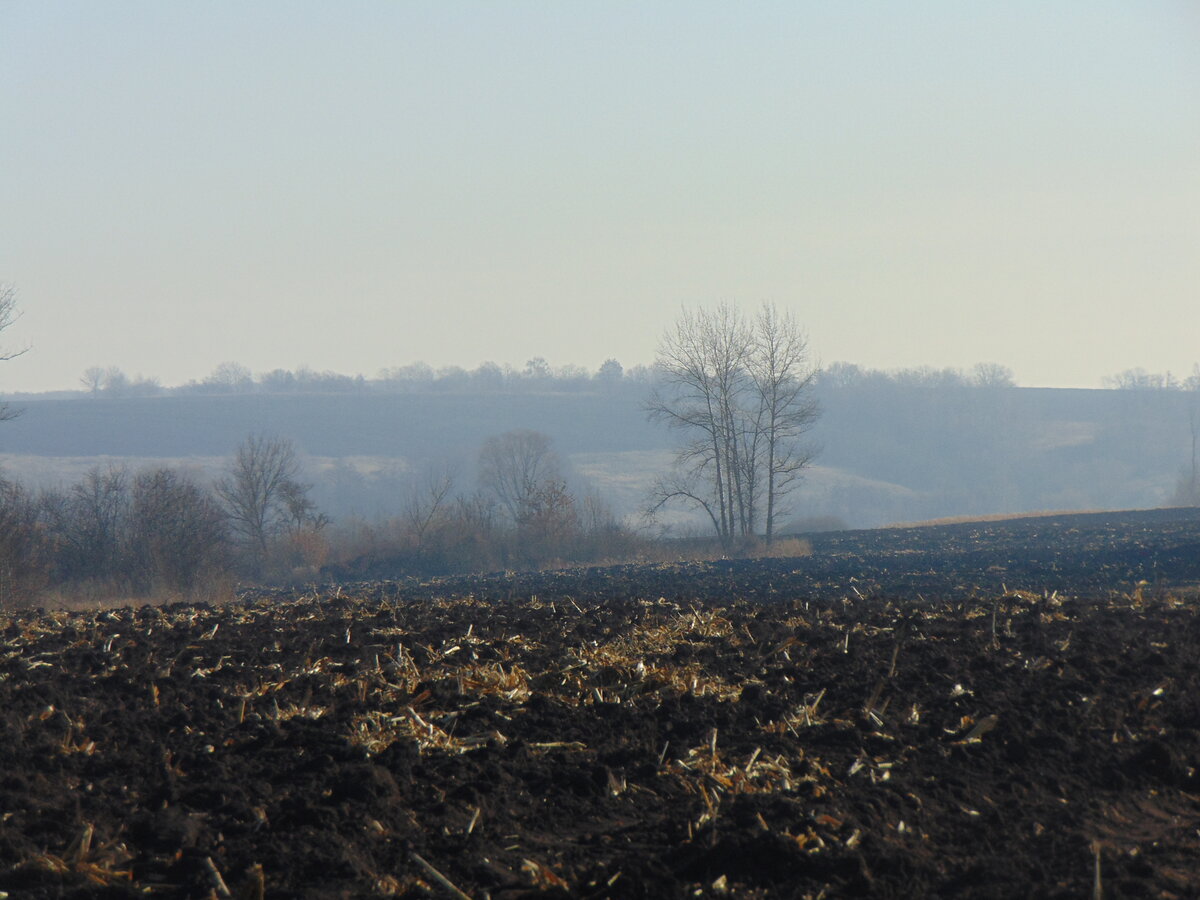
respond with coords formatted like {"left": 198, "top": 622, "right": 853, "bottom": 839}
{"left": 1, "top": 2, "right": 1197, "bottom": 391}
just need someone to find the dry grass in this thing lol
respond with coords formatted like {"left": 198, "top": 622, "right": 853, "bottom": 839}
{"left": 747, "top": 537, "right": 813, "bottom": 558}
{"left": 34, "top": 579, "right": 239, "bottom": 612}
{"left": 886, "top": 509, "right": 1112, "bottom": 529}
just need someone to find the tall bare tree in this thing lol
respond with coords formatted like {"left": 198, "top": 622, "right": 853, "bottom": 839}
{"left": 648, "top": 303, "right": 819, "bottom": 548}
{"left": 750, "top": 304, "right": 820, "bottom": 542}
{"left": 478, "top": 430, "right": 561, "bottom": 524}
{"left": 216, "top": 435, "right": 320, "bottom": 567}
{"left": 648, "top": 305, "right": 753, "bottom": 543}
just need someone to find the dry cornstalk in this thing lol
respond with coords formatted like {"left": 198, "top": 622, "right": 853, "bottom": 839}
{"left": 746, "top": 747, "right": 761, "bottom": 773}
{"left": 203, "top": 856, "right": 232, "bottom": 898}
{"left": 411, "top": 852, "right": 473, "bottom": 900}
{"left": 863, "top": 679, "right": 886, "bottom": 721}
{"left": 68, "top": 823, "right": 94, "bottom": 863}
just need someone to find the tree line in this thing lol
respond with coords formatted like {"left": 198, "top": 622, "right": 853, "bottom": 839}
{"left": 70, "top": 357, "right": 652, "bottom": 399}
{"left": 71, "top": 357, "right": 1028, "bottom": 400}
{"left": 68, "top": 360, "right": 1200, "bottom": 402}
{"left": 1103, "top": 366, "right": 1200, "bottom": 393}
{"left": 818, "top": 361, "right": 1017, "bottom": 390}
{"left": 0, "top": 430, "right": 654, "bottom": 609}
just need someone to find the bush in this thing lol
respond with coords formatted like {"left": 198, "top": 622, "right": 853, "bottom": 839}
{"left": 129, "top": 468, "right": 230, "bottom": 594}
{"left": 33, "top": 465, "right": 233, "bottom": 604}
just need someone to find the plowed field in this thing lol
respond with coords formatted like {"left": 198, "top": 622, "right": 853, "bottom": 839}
{"left": 3, "top": 508, "right": 1200, "bottom": 898}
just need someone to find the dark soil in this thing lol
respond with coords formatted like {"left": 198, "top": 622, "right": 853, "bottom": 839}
{"left": 2, "top": 508, "right": 1200, "bottom": 898}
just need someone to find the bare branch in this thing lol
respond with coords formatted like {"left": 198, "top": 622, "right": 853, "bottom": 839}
{"left": 0, "top": 284, "right": 28, "bottom": 421}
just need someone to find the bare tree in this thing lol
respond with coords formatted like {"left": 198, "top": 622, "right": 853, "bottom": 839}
{"left": 402, "top": 462, "right": 458, "bottom": 553}
{"left": 205, "top": 362, "right": 254, "bottom": 393}
{"left": 0, "top": 284, "right": 28, "bottom": 421}
{"left": 81, "top": 366, "right": 105, "bottom": 397}
{"left": 0, "top": 285, "right": 26, "bottom": 362}
{"left": 41, "top": 465, "right": 132, "bottom": 583}
{"left": 1104, "top": 368, "right": 1170, "bottom": 391}
{"left": 216, "top": 435, "right": 321, "bottom": 568}
{"left": 79, "top": 365, "right": 151, "bottom": 398}
{"left": 972, "top": 362, "right": 1016, "bottom": 389}
{"left": 478, "top": 430, "right": 561, "bottom": 524}
{"left": 749, "top": 304, "right": 820, "bottom": 543}
{"left": 648, "top": 304, "right": 754, "bottom": 545}
{"left": 648, "top": 303, "right": 819, "bottom": 549}
{"left": 515, "top": 478, "right": 579, "bottom": 565}
{"left": 277, "top": 479, "right": 330, "bottom": 533}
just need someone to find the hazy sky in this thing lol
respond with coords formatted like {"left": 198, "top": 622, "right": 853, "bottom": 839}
{"left": 2, "top": 2, "right": 1197, "bottom": 392}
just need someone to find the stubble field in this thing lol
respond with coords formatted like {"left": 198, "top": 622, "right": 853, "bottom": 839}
{"left": 2, "top": 508, "right": 1199, "bottom": 898}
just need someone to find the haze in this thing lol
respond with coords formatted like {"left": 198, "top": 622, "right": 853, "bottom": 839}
{"left": 2, "top": 2, "right": 1197, "bottom": 393}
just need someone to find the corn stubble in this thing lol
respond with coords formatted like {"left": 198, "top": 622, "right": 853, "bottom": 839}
{"left": 1, "top": 557, "right": 1199, "bottom": 897}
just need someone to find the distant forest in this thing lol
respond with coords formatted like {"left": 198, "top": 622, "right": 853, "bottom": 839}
{"left": 38, "top": 357, "right": 654, "bottom": 400}
{"left": 17, "top": 357, "right": 1197, "bottom": 401}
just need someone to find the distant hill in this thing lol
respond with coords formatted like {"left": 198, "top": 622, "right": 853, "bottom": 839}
{"left": 0, "top": 384, "right": 1192, "bottom": 528}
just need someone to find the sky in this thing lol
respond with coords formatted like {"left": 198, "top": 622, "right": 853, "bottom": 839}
{"left": 1, "top": 2, "right": 1198, "bottom": 392}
